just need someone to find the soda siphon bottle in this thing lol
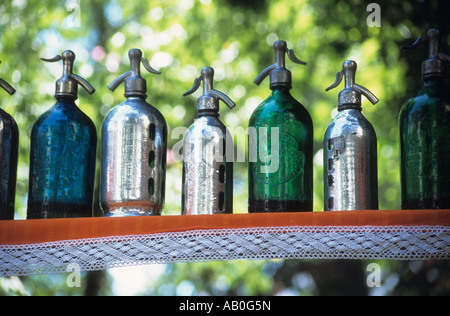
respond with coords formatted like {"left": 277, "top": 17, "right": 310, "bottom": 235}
{"left": 27, "top": 51, "right": 97, "bottom": 219}
{"left": 400, "top": 28, "right": 450, "bottom": 210}
{"left": 324, "top": 60, "right": 379, "bottom": 212}
{"left": 101, "top": 48, "right": 167, "bottom": 217}
{"left": 249, "top": 40, "right": 313, "bottom": 213}
{"left": 182, "top": 67, "right": 235, "bottom": 215}
{"left": 0, "top": 62, "right": 18, "bottom": 220}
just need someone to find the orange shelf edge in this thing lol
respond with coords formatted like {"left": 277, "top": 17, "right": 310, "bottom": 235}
{"left": 1, "top": 209, "right": 450, "bottom": 246}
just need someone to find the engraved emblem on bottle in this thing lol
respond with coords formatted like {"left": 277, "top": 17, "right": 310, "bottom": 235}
{"left": 186, "top": 160, "right": 216, "bottom": 187}
{"left": 251, "top": 126, "right": 305, "bottom": 185}
{"left": 405, "top": 108, "right": 450, "bottom": 195}
{"left": 184, "top": 137, "right": 220, "bottom": 186}
{"left": 184, "top": 143, "right": 222, "bottom": 212}
{"left": 34, "top": 124, "right": 87, "bottom": 189}
{"left": 405, "top": 138, "right": 423, "bottom": 174}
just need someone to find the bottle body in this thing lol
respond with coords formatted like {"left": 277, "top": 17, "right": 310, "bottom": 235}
{"left": 324, "top": 109, "right": 378, "bottom": 211}
{"left": 399, "top": 78, "right": 450, "bottom": 209}
{"left": 101, "top": 97, "right": 167, "bottom": 216}
{"left": 0, "top": 109, "right": 19, "bottom": 220}
{"left": 27, "top": 98, "right": 97, "bottom": 219}
{"left": 248, "top": 89, "right": 313, "bottom": 213}
{"left": 182, "top": 114, "right": 233, "bottom": 215}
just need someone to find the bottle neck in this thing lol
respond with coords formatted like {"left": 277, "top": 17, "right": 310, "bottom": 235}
{"left": 55, "top": 96, "right": 77, "bottom": 107}
{"left": 421, "top": 76, "right": 448, "bottom": 96}
{"left": 271, "top": 86, "right": 292, "bottom": 96}
{"left": 126, "top": 96, "right": 147, "bottom": 102}
{"left": 338, "top": 104, "right": 362, "bottom": 112}
{"left": 197, "top": 109, "right": 219, "bottom": 118}
{"left": 267, "top": 87, "right": 297, "bottom": 106}
{"left": 125, "top": 92, "right": 147, "bottom": 99}
{"left": 338, "top": 107, "right": 362, "bottom": 114}
{"left": 423, "top": 76, "right": 446, "bottom": 87}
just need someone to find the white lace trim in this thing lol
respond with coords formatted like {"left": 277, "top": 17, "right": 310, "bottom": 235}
{"left": 1, "top": 225, "right": 449, "bottom": 276}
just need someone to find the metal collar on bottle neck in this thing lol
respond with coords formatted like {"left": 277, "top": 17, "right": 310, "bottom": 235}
{"left": 41, "top": 50, "right": 95, "bottom": 100}
{"left": 326, "top": 60, "right": 379, "bottom": 111}
{"left": 254, "top": 40, "right": 306, "bottom": 90}
{"left": 184, "top": 67, "right": 235, "bottom": 115}
{"left": 402, "top": 28, "right": 450, "bottom": 80}
{"left": 109, "top": 48, "right": 161, "bottom": 98}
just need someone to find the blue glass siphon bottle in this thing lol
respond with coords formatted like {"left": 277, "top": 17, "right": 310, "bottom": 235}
{"left": 27, "top": 51, "right": 97, "bottom": 219}
{"left": 0, "top": 61, "right": 18, "bottom": 220}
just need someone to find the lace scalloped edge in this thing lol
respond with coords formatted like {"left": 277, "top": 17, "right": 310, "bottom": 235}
{"left": 1, "top": 225, "right": 449, "bottom": 276}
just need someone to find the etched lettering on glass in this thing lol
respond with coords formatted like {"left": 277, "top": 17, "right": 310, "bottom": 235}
{"left": 34, "top": 124, "right": 88, "bottom": 191}
{"left": 120, "top": 125, "right": 148, "bottom": 192}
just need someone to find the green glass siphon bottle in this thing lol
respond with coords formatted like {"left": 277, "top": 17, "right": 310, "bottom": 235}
{"left": 248, "top": 41, "right": 313, "bottom": 213}
{"left": 399, "top": 28, "right": 450, "bottom": 210}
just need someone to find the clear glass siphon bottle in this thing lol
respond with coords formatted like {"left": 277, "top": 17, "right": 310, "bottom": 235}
{"left": 27, "top": 51, "right": 97, "bottom": 219}
{"left": 182, "top": 67, "right": 235, "bottom": 215}
{"left": 101, "top": 48, "right": 167, "bottom": 217}
{"left": 248, "top": 41, "right": 313, "bottom": 213}
{"left": 400, "top": 28, "right": 450, "bottom": 210}
{"left": 324, "top": 60, "right": 379, "bottom": 212}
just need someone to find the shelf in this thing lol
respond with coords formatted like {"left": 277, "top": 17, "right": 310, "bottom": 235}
{"left": 1, "top": 210, "right": 450, "bottom": 276}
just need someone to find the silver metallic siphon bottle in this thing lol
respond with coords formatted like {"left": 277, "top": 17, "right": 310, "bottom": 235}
{"left": 324, "top": 60, "right": 379, "bottom": 212}
{"left": 182, "top": 67, "right": 235, "bottom": 215}
{"left": 101, "top": 48, "right": 167, "bottom": 216}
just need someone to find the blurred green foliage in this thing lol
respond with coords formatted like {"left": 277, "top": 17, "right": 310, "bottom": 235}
{"left": 0, "top": 0, "right": 449, "bottom": 296}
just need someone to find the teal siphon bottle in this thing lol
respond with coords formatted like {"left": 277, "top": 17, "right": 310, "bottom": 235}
{"left": 399, "top": 28, "right": 450, "bottom": 210}
{"left": 0, "top": 62, "right": 18, "bottom": 220}
{"left": 27, "top": 51, "right": 97, "bottom": 219}
{"left": 248, "top": 41, "right": 313, "bottom": 213}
